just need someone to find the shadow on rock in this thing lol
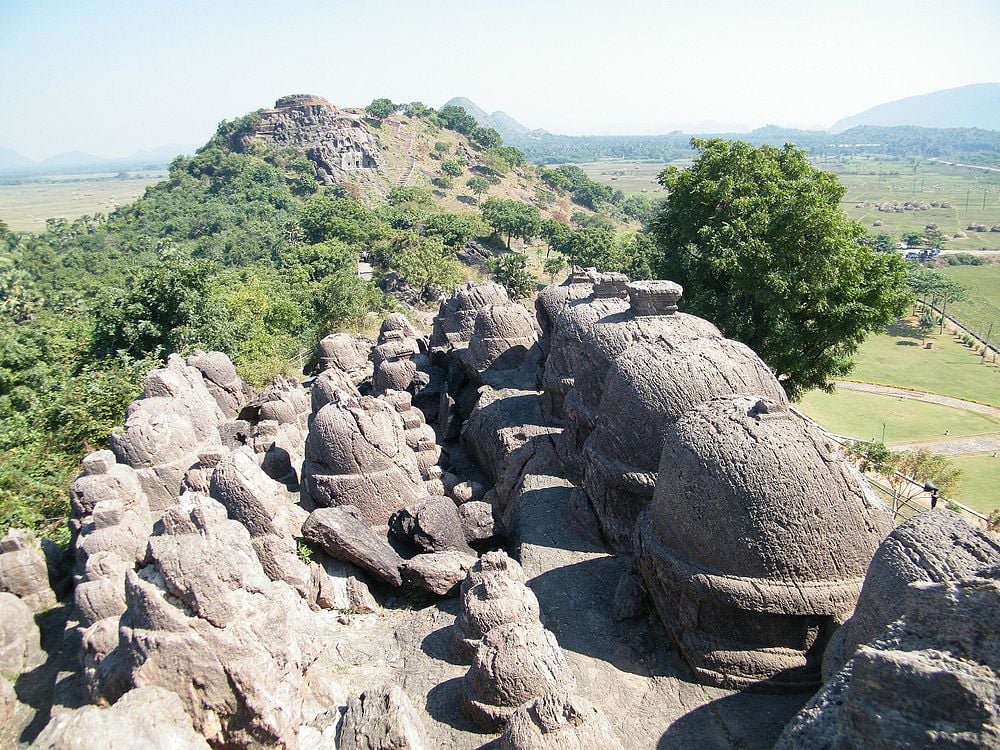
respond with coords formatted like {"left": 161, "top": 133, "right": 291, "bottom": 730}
{"left": 420, "top": 623, "right": 466, "bottom": 667}
{"left": 15, "top": 604, "right": 71, "bottom": 743}
{"left": 658, "top": 686, "right": 810, "bottom": 750}
{"left": 425, "top": 676, "right": 480, "bottom": 735}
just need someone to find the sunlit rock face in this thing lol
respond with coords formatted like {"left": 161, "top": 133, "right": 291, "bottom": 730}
{"left": 776, "top": 565, "right": 1000, "bottom": 750}
{"left": 237, "top": 95, "right": 383, "bottom": 184}
{"left": 301, "top": 395, "right": 425, "bottom": 526}
{"left": 583, "top": 335, "right": 786, "bottom": 553}
{"left": 430, "top": 282, "right": 511, "bottom": 352}
{"left": 635, "top": 395, "right": 894, "bottom": 692}
{"left": 558, "top": 279, "right": 720, "bottom": 478}
{"left": 821, "top": 507, "right": 1000, "bottom": 679}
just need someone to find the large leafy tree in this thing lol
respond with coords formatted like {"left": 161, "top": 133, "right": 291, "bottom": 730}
{"left": 480, "top": 198, "right": 541, "bottom": 249}
{"left": 650, "top": 139, "right": 910, "bottom": 398}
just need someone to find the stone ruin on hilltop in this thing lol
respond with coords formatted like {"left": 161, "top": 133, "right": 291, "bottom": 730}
{"left": 1, "top": 273, "right": 998, "bottom": 749}
{"left": 235, "top": 94, "right": 384, "bottom": 185}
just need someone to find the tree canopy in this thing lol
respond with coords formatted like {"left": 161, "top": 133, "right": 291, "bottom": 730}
{"left": 650, "top": 138, "right": 911, "bottom": 399}
{"left": 480, "top": 198, "right": 541, "bottom": 249}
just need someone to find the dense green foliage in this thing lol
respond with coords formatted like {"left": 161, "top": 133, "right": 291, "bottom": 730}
{"left": 650, "top": 139, "right": 912, "bottom": 398}
{"left": 480, "top": 198, "right": 542, "bottom": 248}
{"left": 0, "top": 117, "right": 479, "bottom": 536}
{"left": 511, "top": 125, "right": 1000, "bottom": 165}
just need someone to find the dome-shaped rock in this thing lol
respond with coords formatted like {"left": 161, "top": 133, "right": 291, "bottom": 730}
{"left": 499, "top": 690, "right": 624, "bottom": 750}
{"left": 431, "top": 282, "right": 511, "bottom": 351}
{"left": 453, "top": 575, "right": 541, "bottom": 662}
{"left": 635, "top": 395, "right": 894, "bottom": 691}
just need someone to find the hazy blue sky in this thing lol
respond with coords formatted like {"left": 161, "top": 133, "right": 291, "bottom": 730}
{"left": 1, "top": 0, "right": 998, "bottom": 159}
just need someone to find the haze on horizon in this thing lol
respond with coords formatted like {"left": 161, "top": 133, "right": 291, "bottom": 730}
{"left": 1, "top": 0, "right": 998, "bottom": 160}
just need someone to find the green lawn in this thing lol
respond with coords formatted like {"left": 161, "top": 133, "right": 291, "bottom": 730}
{"left": 949, "top": 453, "right": 1000, "bottom": 515}
{"left": 845, "top": 318, "right": 1000, "bottom": 407}
{"left": 796, "top": 389, "right": 1000, "bottom": 445}
{"left": 938, "top": 263, "right": 1000, "bottom": 341}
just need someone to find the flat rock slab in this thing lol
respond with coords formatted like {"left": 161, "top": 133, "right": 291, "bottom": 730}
{"left": 303, "top": 507, "right": 404, "bottom": 587}
{"left": 510, "top": 432, "right": 809, "bottom": 748}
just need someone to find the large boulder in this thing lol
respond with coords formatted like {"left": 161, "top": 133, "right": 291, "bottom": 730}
{"left": 186, "top": 349, "right": 252, "bottom": 418}
{"left": 499, "top": 690, "right": 625, "bottom": 750}
{"left": 635, "top": 395, "right": 894, "bottom": 691}
{"left": 559, "top": 279, "right": 720, "bottom": 478}
{"left": 583, "top": 335, "right": 787, "bottom": 552}
{"left": 337, "top": 684, "right": 428, "bottom": 750}
{"left": 302, "top": 506, "right": 404, "bottom": 587}
{"left": 390, "top": 495, "right": 473, "bottom": 555}
{"left": 33, "top": 686, "right": 212, "bottom": 750}
{"left": 823, "top": 508, "right": 1000, "bottom": 678}
{"left": 460, "top": 301, "right": 541, "bottom": 382}
{"left": 302, "top": 396, "right": 425, "bottom": 526}
{"left": 0, "top": 591, "right": 43, "bottom": 675}
{"left": 454, "top": 575, "right": 541, "bottom": 662}
{"left": 776, "top": 567, "right": 1000, "bottom": 749}
{"left": 430, "top": 282, "right": 510, "bottom": 351}
{"left": 0, "top": 528, "right": 56, "bottom": 611}
{"left": 316, "top": 332, "right": 372, "bottom": 385}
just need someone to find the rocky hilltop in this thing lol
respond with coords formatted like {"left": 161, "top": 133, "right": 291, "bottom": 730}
{"left": 235, "top": 95, "right": 384, "bottom": 185}
{"left": 1, "top": 273, "right": 998, "bottom": 749}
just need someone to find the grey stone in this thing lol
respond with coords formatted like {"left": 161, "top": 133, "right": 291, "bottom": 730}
{"left": 337, "top": 684, "right": 428, "bottom": 750}
{"left": 0, "top": 591, "right": 43, "bottom": 675}
{"left": 312, "top": 366, "right": 362, "bottom": 414}
{"left": 499, "top": 690, "right": 625, "bottom": 750}
{"left": 459, "top": 501, "right": 503, "bottom": 547}
{"left": 636, "top": 395, "right": 894, "bottom": 691}
{"left": 454, "top": 575, "right": 541, "bottom": 662}
{"left": 823, "top": 507, "right": 1000, "bottom": 679}
{"left": 316, "top": 332, "right": 372, "bottom": 384}
{"left": 462, "top": 622, "right": 576, "bottom": 731}
{"left": 390, "top": 496, "right": 473, "bottom": 554}
{"left": 33, "top": 685, "right": 211, "bottom": 749}
{"left": 0, "top": 528, "right": 56, "bottom": 611}
{"left": 303, "top": 507, "right": 404, "bottom": 587}
{"left": 186, "top": 349, "right": 253, "bottom": 418}
{"left": 431, "top": 282, "right": 511, "bottom": 351}
{"left": 401, "top": 551, "right": 477, "bottom": 597}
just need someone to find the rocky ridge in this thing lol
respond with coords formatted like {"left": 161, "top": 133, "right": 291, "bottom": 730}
{"left": 0, "top": 274, "right": 996, "bottom": 749}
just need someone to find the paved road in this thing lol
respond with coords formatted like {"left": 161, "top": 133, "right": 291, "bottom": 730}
{"left": 834, "top": 380, "right": 1000, "bottom": 417}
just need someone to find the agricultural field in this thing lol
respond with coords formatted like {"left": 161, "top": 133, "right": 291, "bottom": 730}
{"left": 0, "top": 171, "right": 167, "bottom": 231}
{"left": 576, "top": 160, "right": 670, "bottom": 195}
{"left": 820, "top": 156, "right": 1000, "bottom": 252}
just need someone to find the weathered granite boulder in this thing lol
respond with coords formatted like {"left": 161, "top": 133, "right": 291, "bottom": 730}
{"left": 454, "top": 575, "right": 541, "bottom": 662}
{"left": 312, "top": 366, "right": 362, "bottom": 414}
{"left": 0, "top": 528, "right": 56, "bottom": 610}
{"left": 459, "top": 501, "right": 504, "bottom": 548}
{"left": 135, "top": 353, "right": 226, "bottom": 442}
{"left": 534, "top": 267, "right": 595, "bottom": 345}
{"left": 255, "top": 375, "right": 311, "bottom": 430}
{"left": 499, "top": 690, "right": 625, "bottom": 750}
{"left": 92, "top": 494, "right": 338, "bottom": 748}
{"left": 34, "top": 685, "right": 212, "bottom": 750}
{"left": 776, "top": 567, "right": 1000, "bottom": 749}
{"left": 238, "top": 95, "right": 383, "bottom": 184}
{"left": 635, "top": 395, "right": 894, "bottom": 691}
{"left": 186, "top": 349, "right": 252, "bottom": 418}
{"left": 430, "top": 282, "right": 511, "bottom": 351}
{"left": 303, "top": 506, "right": 404, "bottom": 587}
{"left": 382, "top": 389, "right": 440, "bottom": 480}
{"left": 311, "top": 552, "right": 379, "bottom": 614}
{"left": 559, "top": 279, "right": 721, "bottom": 477}
{"left": 0, "top": 591, "right": 43, "bottom": 675}
{"left": 584, "top": 336, "right": 787, "bottom": 552}
{"left": 401, "top": 551, "right": 477, "bottom": 597}
{"left": 316, "top": 332, "right": 372, "bottom": 384}
{"left": 372, "top": 315, "right": 422, "bottom": 395}
{"left": 210, "top": 448, "right": 302, "bottom": 539}
{"left": 460, "top": 550, "right": 526, "bottom": 598}
{"left": 337, "top": 685, "right": 429, "bottom": 750}
{"left": 460, "top": 301, "right": 541, "bottom": 382}
{"left": 539, "top": 271, "right": 627, "bottom": 425}
{"left": 302, "top": 396, "right": 425, "bottom": 526}
{"left": 180, "top": 449, "right": 225, "bottom": 495}
{"left": 462, "top": 622, "right": 577, "bottom": 731}
{"left": 390, "top": 495, "right": 473, "bottom": 555}
{"left": 823, "top": 508, "right": 1000, "bottom": 678}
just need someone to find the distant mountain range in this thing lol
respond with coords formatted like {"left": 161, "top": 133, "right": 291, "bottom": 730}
{"left": 442, "top": 97, "right": 547, "bottom": 141}
{"left": 0, "top": 143, "right": 198, "bottom": 176}
{"left": 831, "top": 82, "right": 1000, "bottom": 132}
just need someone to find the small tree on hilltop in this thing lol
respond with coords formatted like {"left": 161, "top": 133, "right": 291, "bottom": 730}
{"left": 365, "top": 98, "right": 397, "bottom": 121}
{"left": 649, "top": 139, "right": 911, "bottom": 399}
{"left": 489, "top": 253, "right": 535, "bottom": 300}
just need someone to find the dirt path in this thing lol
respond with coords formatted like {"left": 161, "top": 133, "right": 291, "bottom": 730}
{"left": 833, "top": 380, "right": 1000, "bottom": 417}
{"left": 889, "top": 433, "right": 1000, "bottom": 456}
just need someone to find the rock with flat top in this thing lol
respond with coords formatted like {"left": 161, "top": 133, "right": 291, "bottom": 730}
{"left": 303, "top": 507, "right": 404, "bottom": 587}
{"left": 390, "top": 496, "right": 473, "bottom": 555}
{"left": 401, "top": 551, "right": 477, "bottom": 596}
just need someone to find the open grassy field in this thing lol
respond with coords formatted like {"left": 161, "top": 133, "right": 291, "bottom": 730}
{"left": 937, "top": 262, "right": 1000, "bottom": 340}
{"left": 796, "top": 389, "right": 1000, "bottom": 445}
{"left": 0, "top": 172, "right": 166, "bottom": 231}
{"left": 576, "top": 160, "right": 670, "bottom": 195}
{"left": 845, "top": 318, "right": 1000, "bottom": 406}
{"left": 948, "top": 454, "right": 1000, "bottom": 514}
{"left": 818, "top": 156, "right": 1000, "bottom": 252}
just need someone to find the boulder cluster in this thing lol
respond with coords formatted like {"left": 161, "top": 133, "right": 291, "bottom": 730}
{"left": 1, "top": 272, "right": 996, "bottom": 749}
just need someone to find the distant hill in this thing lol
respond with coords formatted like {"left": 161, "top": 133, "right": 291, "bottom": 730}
{"left": 442, "top": 96, "right": 542, "bottom": 142}
{"left": 0, "top": 147, "right": 33, "bottom": 171}
{"left": 831, "top": 83, "right": 1000, "bottom": 132}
